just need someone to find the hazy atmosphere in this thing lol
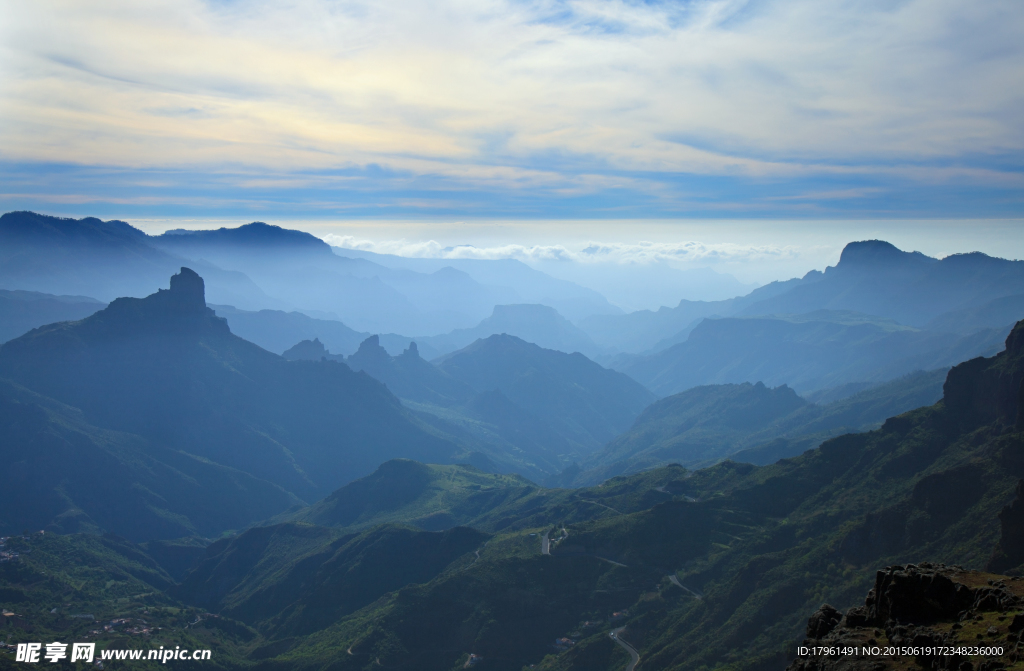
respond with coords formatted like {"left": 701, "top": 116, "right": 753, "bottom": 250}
{"left": 1, "top": 2, "right": 1023, "bottom": 671}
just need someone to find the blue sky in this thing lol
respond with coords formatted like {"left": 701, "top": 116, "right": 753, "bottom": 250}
{"left": 1, "top": 0, "right": 1023, "bottom": 221}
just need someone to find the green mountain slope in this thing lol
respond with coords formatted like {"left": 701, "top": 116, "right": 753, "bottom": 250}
{"left": 282, "top": 458, "right": 692, "bottom": 536}
{"left": 578, "top": 368, "right": 948, "bottom": 482}
{"left": 270, "top": 550, "right": 656, "bottom": 671}
{"left": 176, "top": 523, "right": 489, "bottom": 640}
{"left": 283, "top": 460, "right": 541, "bottom": 531}
{"left": 533, "top": 322, "right": 1024, "bottom": 671}
{"left": 235, "top": 321, "right": 1024, "bottom": 671}
{"left": 0, "top": 532, "right": 256, "bottom": 670}
{"left": 0, "top": 268, "right": 463, "bottom": 504}
{"left": 0, "top": 379, "right": 299, "bottom": 541}
{"left": 583, "top": 381, "right": 808, "bottom": 477}
{"left": 5, "top": 318, "right": 1018, "bottom": 671}
{"left": 730, "top": 368, "right": 948, "bottom": 465}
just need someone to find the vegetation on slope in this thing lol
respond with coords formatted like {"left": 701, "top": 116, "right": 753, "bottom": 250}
{"left": 577, "top": 368, "right": 948, "bottom": 483}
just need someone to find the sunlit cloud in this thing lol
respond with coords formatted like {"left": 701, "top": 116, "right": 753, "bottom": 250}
{"left": 0, "top": 0, "right": 1022, "bottom": 216}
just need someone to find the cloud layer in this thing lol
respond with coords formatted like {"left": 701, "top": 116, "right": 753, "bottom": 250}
{"left": 323, "top": 234, "right": 797, "bottom": 266}
{"left": 1, "top": 0, "right": 1022, "bottom": 216}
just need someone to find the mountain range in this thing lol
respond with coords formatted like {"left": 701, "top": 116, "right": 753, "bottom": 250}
{"left": 586, "top": 240, "right": 1024, "bottom": 353}
{"left": 1, "top": 306, "right": 1022, "bottom": 671}
{"left": 0, "top": 289, "right": 105, "bottom": 344}
{"left": 4, "top": 212, "right": 1022, "bottom": 407}
{"left": 6, "top": 211, "right": 1024, "bottom": 671}
{"left": 284, "top": 332, "right": 657, "bottom": 476}
{"left": 571, "top": 367, "right": 948, "bottom": 484}
{"left": 0, "top": 211, "right": 619, "bottom": 338}
{"left": 618, "top": 309, "right": 1009, "bottom": 396}
{"left": 0, "top": 267, "right": 466, "bottom": 512}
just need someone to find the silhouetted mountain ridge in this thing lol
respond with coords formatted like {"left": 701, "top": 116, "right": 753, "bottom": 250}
{"left": 581, "top": 240, "right": 1024, "bottom": 354}
{"left": 0, "top": 288, "right": 106, "bottom": 344}
{"left": 574, "top": 368, "right": 948, "bottom": 484}
{"left": 0, "top": 268, "right": 465, "bottom": 504}
{"left": 157, "top": 222, "right": 333, "bottom": 254}
{"left": 619, "top": 309, "right": 1011, "bottom": 396}
{"left": 437, "top": 333, "right": 656, "bottom": 451}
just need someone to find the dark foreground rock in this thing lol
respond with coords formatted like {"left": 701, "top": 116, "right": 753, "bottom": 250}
{"left": 788, "top": 563, "right": 1024, "bottom": 671}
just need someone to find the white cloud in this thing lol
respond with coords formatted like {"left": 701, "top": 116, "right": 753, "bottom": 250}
{"left": 322, "top": 233, "right": 797, "bottom": 266}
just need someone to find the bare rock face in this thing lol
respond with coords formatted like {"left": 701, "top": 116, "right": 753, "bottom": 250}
{"left": 788, "top": 563, "right": 1024, "bottom": 671}
{"left": 990, "top": 480, "right": 1024, "bottom": 575}
{"left": 807, "top": 605, "right": 844, "bottom": 640}
{"left": 283, "top": 338, "right": 330, "bottom": 361}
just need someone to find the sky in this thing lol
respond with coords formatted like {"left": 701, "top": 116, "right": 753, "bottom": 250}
{"left": 1, "top": 0, "right": 1023, "bottom": 222}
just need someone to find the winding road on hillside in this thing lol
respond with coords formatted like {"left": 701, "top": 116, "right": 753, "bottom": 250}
{"left": 609, "top": 627, "right": 640, "bottom": 671}
{"left": 667, "top": 574, "right": 703, "bottom": 599}
{"left": 653, "top": 486, "right": 697, "bottom": 502}
{"left": 542, "top": 527, "right": 628, "bottom": 567}
{"left": 579, "top": 498, "right": 624, "bottom": 515}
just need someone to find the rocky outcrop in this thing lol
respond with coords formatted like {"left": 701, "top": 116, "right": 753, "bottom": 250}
{"left": 283, "top": 337, "right": 342, "bottom": 362}
{"left": 807, "top": 604, "right": 844, "bottom": 639}
{"left": 943, "top": 320, "right": 1024, "bottom": 429}
{"left": 86, "top": 266, "right": 231, "bottom": 336}
{"left": 346, "top": 334, "right": 393, "bottom": 374}
{"left": 990, "top": 481, "right": 1024, "bottom": 575}
{"left": 788, "top": 563, "right": 1024, "bottom": 671}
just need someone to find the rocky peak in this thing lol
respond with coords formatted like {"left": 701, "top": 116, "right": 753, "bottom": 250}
{"left": 358, "top": 334, "right": 382, "bottom": 353}
{"left": 834, "top": 240, "right": 936, "bottom": 273}
{"left": 347, "top": 335, "right": 393, "bottom": 374}
{"left": 942, "top": 320, "right": 1024, "bottom": 428}
{"left": 83, "top": 268, "right": 228, "bottom": 337}
{"left": 990, "top": 480, "right": 1024, "bottom": 574}
{"left": 283, "top": 338, "right": 329, "bottom": 361}
{"left": 168, "top": 267, "right": 206, "bottom": 307}
{"left": 398, "top": 341, "right": 421, "bottom": 360}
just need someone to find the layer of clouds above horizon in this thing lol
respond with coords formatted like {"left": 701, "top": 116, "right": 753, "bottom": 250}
{"left": 1, "top": 0, "right": 1023, "bottom": 219}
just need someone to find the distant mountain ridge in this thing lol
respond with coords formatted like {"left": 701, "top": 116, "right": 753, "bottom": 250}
{"left": 414, "top": 303, "right": 602, "bottom": 358}
{"left": 156, "top": 221, "right": 334, "bottom": 254}
{"left": 619, "top": 309, "right": 1011, "bottom": 396}
{"left": 346, "top": 335, "right": 476, "bottom": 407}
{"left": 0, "top": 211, "right": 618, "bottom": 338}
{"left": 282, "top": 332, "right": 653, "bottom": 476}
{"left": 573, "top": 367, "right": 948, "bottom": 484}
{"left": 0, "top": 289, "right": 106, "bottom": 344}
{"left": 0, "top": 267, "right": 467, "bottom": 506}
{"left": 437, "top": 334, "right": 656, "bottom": 452}
{"left": 581, "top": 239, "right": 1024, "bottom": 354}
{"left": 0, "top": 211, "right": 280, "bottom": 310}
